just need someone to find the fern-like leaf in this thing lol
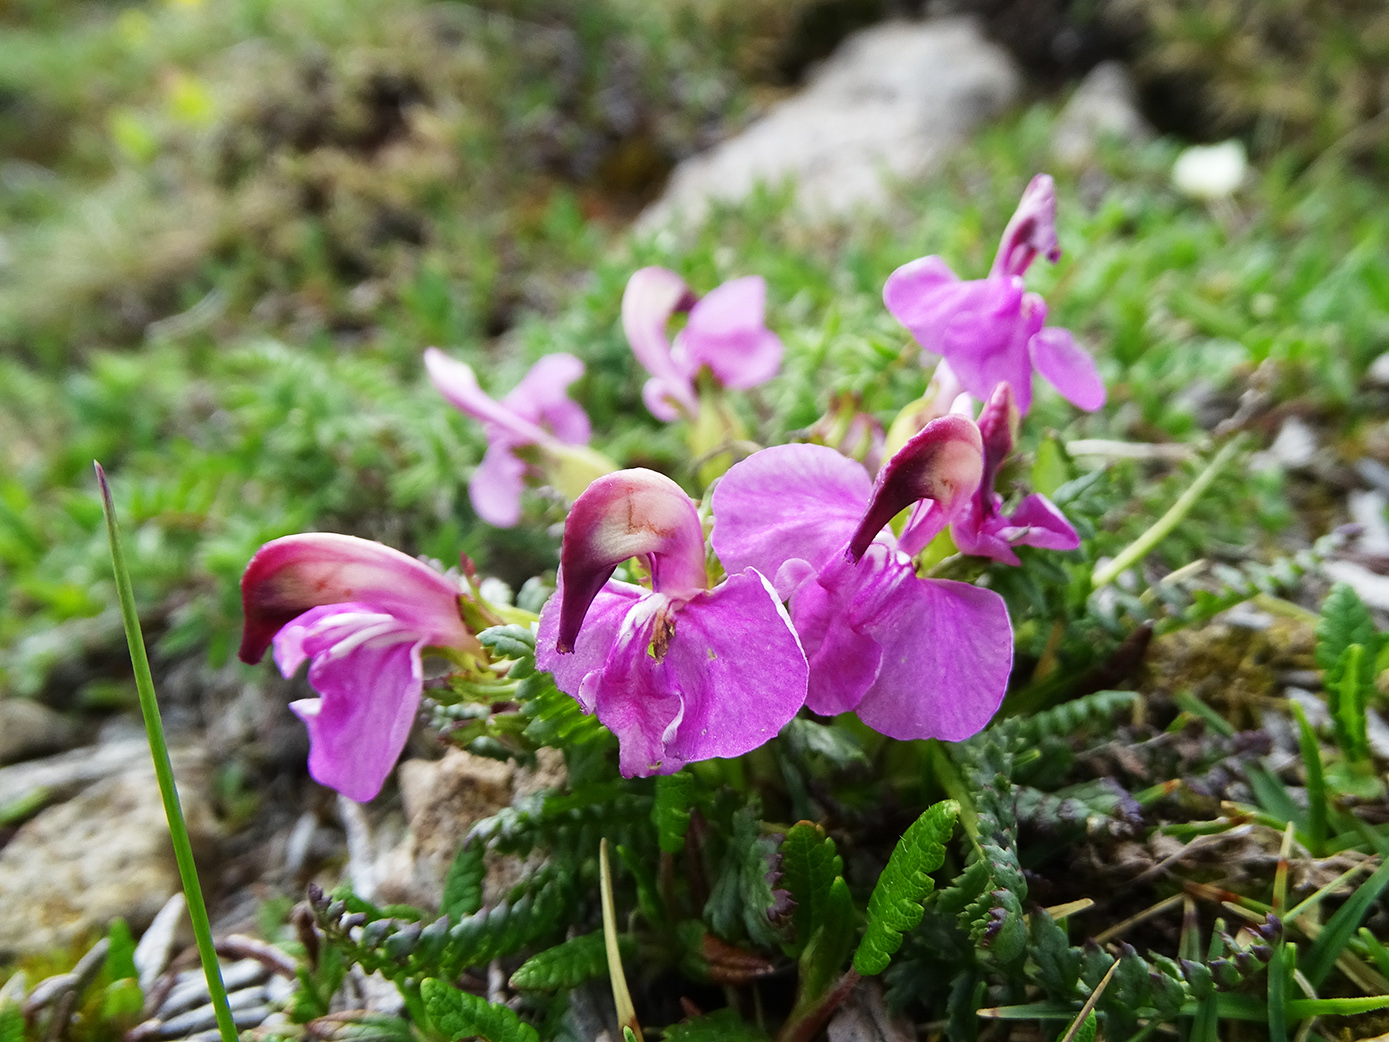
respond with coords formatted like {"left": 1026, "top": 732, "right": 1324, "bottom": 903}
{"left": 441, "top": 840, "right": 486, "bottom": 919}
{"left": 780, "top": 821, "right": 844, "bottom": 952}
{"left": 1315, "top": 582, "right": 1378, "bottom": 671}
{"left": 509, "top": 931, "right": 636, "bottom": 991}
{"left": 661, "top": 1009, "right": 770, "bottom": 1041}
{"left": 421, "top": 977, "right": 538, "bottom": 1042}
{"left": 853, "top": 800, "right": 959, "bottom": 976}
{"left": 1326, "top": 643, "right": 1373, "bottom": 761}
{"left": 653, "top": 772, "right": 696, "bottom": 854}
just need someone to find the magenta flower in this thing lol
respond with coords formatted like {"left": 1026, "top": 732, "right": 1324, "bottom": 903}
{"left": 240, "top": 533, "right": 478, "bottom": 802}
{"left": 425, "top": 348, "right": 609, "bottom": 528}
{"left": 535, "top": 469, "right": 807, "bottom": 777}
{"left": 883, "top": 174, "right": 1105, "bottom": 414}
{"left": 711, "top": 417, "right": 1013, "bottom": 742}
{"left": 948, "top": 382, "right": 1080, "bottom": 564}
{"left": 622, "top": 266, "right": 784, "bottom": 422}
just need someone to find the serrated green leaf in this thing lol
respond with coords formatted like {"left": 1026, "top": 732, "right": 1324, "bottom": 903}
{"left": 1327, "top": 643, "right": 1372, "bottom": 761}
{"left": 1072, "top": 1010, "right": 1097, "bottom": 1042}
{"left": 0, "top": 1003, "right": 23, "bottom": 1042}
{"left": 854, "top": 800, "right": 958, "bottom": 976}
{"left": 107, "top": 918, "right": 139, "bottom": 981}
{"left": 1316, "top": 582, "right": 1378, "bottom": 671}
{"left": 652, "top": 772, "right": 696, "bottom": 854}
{"left": 661, "top": 1008, "right": 770, "bottom": 1041}
{"left": 780, "top": 822, "right": 843, "bottom": 951}
{"left": 706, "top": 807, "right": 785, "bottom": 949}
{"left": 510, "top": 932, "right": 636, "bottom": 992}
{"left": 442, "top": 841, "right": 486, "bottom": 919}
{"left": 421, "top": 977, "right": 538, "bottom": 1042}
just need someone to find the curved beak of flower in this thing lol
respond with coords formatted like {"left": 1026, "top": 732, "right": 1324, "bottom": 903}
{"left": 847, "top": 414, "right": 984, "bottom": 562}
{"left": 991, "top": 173, "right": 1061, "bottom": 279}
{"left": 555, "top": 469, "right": 706, "bottom": 653}
{"left": 239, "top": 532, "right": 480, "bottom": 663}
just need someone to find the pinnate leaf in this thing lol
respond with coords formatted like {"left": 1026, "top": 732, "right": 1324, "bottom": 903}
{"left": 421, "top": 976, "right": 538, "bottom": 1042}
{"left": 1316, "top": 582, "right": 1378, "bottom": 671}
{"left": 509, "top": 931, "right": 635, "bottom": 991}
{"left": 441, "top": 840, "right": 486, "bottom": 919}
{"left": 653, "top": 772, "right": 696, "bottom": 854}
{"left": 780, "top": 821, "right": 843, "bottom": 950}
{"left": 853, "top": 800, "right": 958, "bottom": 976}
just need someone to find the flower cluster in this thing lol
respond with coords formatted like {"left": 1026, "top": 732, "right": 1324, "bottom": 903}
{"left": 238, "top": 175, "right": 1103, "bottom": 798}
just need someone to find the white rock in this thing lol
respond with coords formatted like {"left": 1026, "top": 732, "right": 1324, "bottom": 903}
{"left": 639, "top": 17, "right": 1020, "bottom": 230}
{"left": 1349, "top": 490, "right": 1389, "bottom": 555}
{"left": 1366, "top": 351, "right": 1389, "bottom": 387}
{"left": 0, "top": 737, "right": 150, "bottom": 810}
{"left": 0, "top": 700, "right": 76, "bottom": 766}
{"left": 1323, "top": 560, "right": 1389, "bottom": 611}
{"left": 0, "top": 749, "right": 214, "bottom": 958}
{"left": 1172, "top": 140, "right": 1248, "bottom": 201}
{"left": 133, "top": 893, "right": 187, "bottom": 992}
{"left": 1266, "top": 416, "right": 1318, "bottom": 470}
{"left": 1051, "top": 61, "right": 1153, "bottom": 168}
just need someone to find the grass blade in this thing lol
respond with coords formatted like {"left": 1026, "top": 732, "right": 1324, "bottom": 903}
{"left": 96, "top": 463, "right": 237, "bottom": 1042}
{"left": 1302, "top": 855, "right": 1389, "bottom": 988}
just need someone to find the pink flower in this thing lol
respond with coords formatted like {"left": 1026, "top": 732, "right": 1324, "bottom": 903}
{"left": 711, "top": 418, "right": 1013, "bottom": 742}
{"left": 948, "top": 383, "right": 1080, "bottom": 564}
{"left": 535, "top": 469, "right": 807, "bottom": 777}
{"left": 425, "top": 348, "right": 606, "bottom": 528}
{"left": 622, "top": 267, "right": 784, "bottom": 422}
{"left": 884, "top": 174, "right": 1105, "bottom": 414}
{"left": 240, "top": 533, "right": 479, "bottom": 802}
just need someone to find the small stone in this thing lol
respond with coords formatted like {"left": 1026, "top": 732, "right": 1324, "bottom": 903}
{"left": 0, "top": 700, "right": 77, "bottom": 766}
{"left": 0, "top": 749, "right": 215, "bottom": 958}
{"left": 1367, "top": 352, "right": 1389, "bottom": 388}
{"left": 1051, "top": 61, "right": 1153, "bottom": 168}
{"left": 1348, "top": 490, "right": 1389, "bottom": 555}
{"left": 376, "top": 748, "right": 516, "bottom": 908}
{"left": 0, "top": 737, "right": 150, "bottom": 810}
{"left": 1323, "top": 559, "right": 1389, "bottom": 611}
{"left": 1172, "top": 140, "right": 1248, "bottom": 201}
{"left": 1266, "top": 416, "right": 1318, "bottom": 470}
{"left": 133, "top": 893, "right": 187, "bottom": 992}
{"left": 639, "top": 17, "right": 1020, "bottom": 230}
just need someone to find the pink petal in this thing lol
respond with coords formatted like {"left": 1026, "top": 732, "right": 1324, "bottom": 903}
{"left": 642, "top": 376, "right": 693, "bottom": 423}
{"left": 504, "top": 353, "right": 591, "bottom": 446}
{"left": 949, "top": 497, "right": 1021, "bottom": 565}
{"left": 240, "top": 533, "right": 471, "bottom": 664}
{"left": 1028, "top": 327, "right": 1106, "bottom": 411}
{"left": 622, "top": 267, "right": 699, "bottom": 419}
{"left": 678, "top": 276, "right": 784, "bottom": 389}
{"left": 586, "top": 572, "right": 807, "bottom": 776}
{"left": 853, "top": 577, "right": 1013, "bottom": 742}
{"left": 277, "top": 604, "right": 427, "bottom": 802}
{"left": 848, "top": 415, "right": 983, "bottom": 561}
{"left": 1003, "top": 494, "right": 1080, "bottom": 551}
{"left": 424, "top": 348, "right": 550, "bottom": 444}
{"left": 938, "top": 280, "right": 1040, "bottom": 414}
{"left": 975, "top": 382, "right": 1019, "bottom": 490}
{"left": 791, "top": 553, "right": 882, "bottom": 716}
{"left": 882, "top": 255, "right": 963, "bottom": 347}
{"left": 653, "top": 570, "right": 807, "bottom": 765}
{"left": 991, "top": 174, "right": 1060, "bottom": 279}
{"left": 712, "top": 443, "right": 871, "bottom": 585}
{"left": 554, "top": 469, "right": 706, "bottom": 652}
{"left": 536, "top": 576, "right": 645, "bottom": 713}
{"left": 469, "top": 441, "right": 528, "bottom": 528}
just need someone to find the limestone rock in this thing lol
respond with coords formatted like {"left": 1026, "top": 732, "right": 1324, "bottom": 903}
{"left": 0, "top": 699, "right": 76, "bottom": 765}
{"left": 0, "top": 749, "right": 215, "bottom": 958}
{"left": 375, "top": 748, "right": 517, "bottom": 908}
{"left": 638, "top": 17, "right": 1020, "bottom": 230}
{"left": 1051, "top": 61, "right": 1153, "bottom": 168}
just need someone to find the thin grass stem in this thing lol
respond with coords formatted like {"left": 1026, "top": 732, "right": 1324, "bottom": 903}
{"left": 96, "top": 462, "right": 237, "bottom": 1042}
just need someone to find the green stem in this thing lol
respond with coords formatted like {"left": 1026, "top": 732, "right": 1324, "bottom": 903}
{"left": 96, "top": 463, "right": 237, "bottom": 1042}
{"left": 1091, "top": 437, "right": 1244, "bottom": 591}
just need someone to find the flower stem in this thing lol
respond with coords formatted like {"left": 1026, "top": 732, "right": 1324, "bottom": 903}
{"left": 1091, "top": 436, "right": 1244, "bottom": 591}
{"left": 96, "top": 463, "right": 237, "bottom": 1042}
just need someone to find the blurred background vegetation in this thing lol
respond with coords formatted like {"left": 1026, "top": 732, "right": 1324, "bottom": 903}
{"left": 1, "top": 0, "right": 1387, "bottom": 725}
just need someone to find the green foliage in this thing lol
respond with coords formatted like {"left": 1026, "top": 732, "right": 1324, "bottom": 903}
{"left": 441, "top": 841, "right": 486, "bottom": 920}
{"left": 1315, "top": 582, "right": 1379, "bottom": 671}
{"left": 706, "top": 806, "right": 787, "bottom": 950}
{"left": 661, "top": 1009, "right": 770, "bottom": 1041}
{"left": 780, "top": 821, "right": 844, "bottom": 953}
{"left": 652, "top": 772, "right": 697, "bottom": 855}
{"left": 0, "top": 1003, "right": 22, "bottom": 1042}
{"left": 853, "top": 800, "right": 958, "bottom": 976}
{"left": 1327, "top": 644, "right": 1374, "bottom": 762}
{"left": 420, "top": 976, "right": 538, "bottom": 1042}
{"left": 509, "top": 932, "right": 634, "bottom": 992}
